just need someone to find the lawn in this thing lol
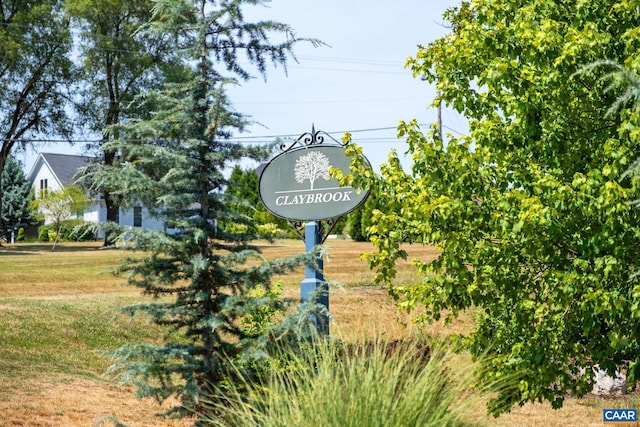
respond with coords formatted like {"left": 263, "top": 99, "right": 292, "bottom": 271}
{"left": 0, "top": 240, "right": 634, "bottom": 426}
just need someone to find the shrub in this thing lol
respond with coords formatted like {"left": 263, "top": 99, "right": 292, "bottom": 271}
{"left": 203, "top": 338, "right": 483, "bottom": 427}
{"left": 240, "top": 282, "right": 284, "bottom": 336}
{"left": 225, "top": 222, "right": 249, "bottom": 235}
{"left": 256, "top": 223, "right": 284, "bottom": 239}
{"left": 37, "top": 221, "right": 96, "bottom": 243}
{"left": 16, "top": 227, "right": 25, "bottom": 242}
{"left": 59, "top": 220, "right": 96, "bottom": 241}
{"left": 38, "top": 226, "right": 50, "bottom": 242}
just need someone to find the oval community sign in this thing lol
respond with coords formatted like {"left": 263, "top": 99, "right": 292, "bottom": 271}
{"left": 258, "top": 145, "right": 370, "bottom": 221}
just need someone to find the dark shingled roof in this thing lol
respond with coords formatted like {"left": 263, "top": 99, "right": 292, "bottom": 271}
{"left": 41, "top": 153, "right": 96, "bottom": 186}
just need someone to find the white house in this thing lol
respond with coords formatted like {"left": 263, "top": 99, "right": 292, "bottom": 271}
{"left": 28, "top": 152, "right": 164, "bottom": 235}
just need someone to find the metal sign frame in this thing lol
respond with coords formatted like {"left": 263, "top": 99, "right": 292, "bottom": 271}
{"left": 260, "top": 125, "right": 369, "bottom": 243}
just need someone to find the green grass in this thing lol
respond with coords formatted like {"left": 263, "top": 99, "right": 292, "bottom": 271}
{"left": 0, "top": 296, "right": 162, "bottom": 379}
{"left": 0, "top": 242, "right": 162, "bottom": 386}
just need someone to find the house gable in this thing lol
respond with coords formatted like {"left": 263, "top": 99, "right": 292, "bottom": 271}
{"left": 28, "top": 153, "right": 95, "bottom": 192}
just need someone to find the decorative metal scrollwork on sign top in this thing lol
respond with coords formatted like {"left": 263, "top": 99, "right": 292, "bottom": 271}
{"left": 288, "top": 217, "right": 341, "bottom": 243}
{"left": 278, "top": 124, "right": 348, "bottom": 153}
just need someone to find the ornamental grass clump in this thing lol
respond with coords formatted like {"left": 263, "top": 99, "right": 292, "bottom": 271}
{"left": 203, "top": 337, "right": 484, "bottom": 427}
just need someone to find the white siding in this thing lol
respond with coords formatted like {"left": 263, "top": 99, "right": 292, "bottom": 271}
{"left": 83, "top": 201, "right": 104, "bottom": 224}
{"left": 30, "top": 162, "right": 62, "bottom": 195}
{"left": 119, "top": 206, "right": 164, "bottom": 231}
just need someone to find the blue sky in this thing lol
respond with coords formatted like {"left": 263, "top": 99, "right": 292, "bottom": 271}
{"left": 20, "top": 0, "right": 466, "bottom": 174}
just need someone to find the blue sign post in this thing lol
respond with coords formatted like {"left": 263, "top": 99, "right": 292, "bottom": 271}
{"left": 300, "top": 221, "right": 329, "bottom": 334}
{"left": 258, "top": 127, "right": 371, "bottom": 336}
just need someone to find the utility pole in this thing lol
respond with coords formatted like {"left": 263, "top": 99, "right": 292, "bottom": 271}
{"left": 437, "top": 98, "right": 443, "bottom": 141}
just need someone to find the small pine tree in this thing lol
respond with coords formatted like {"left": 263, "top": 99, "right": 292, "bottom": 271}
{"left": 92, "top": 0, "right": 323, "bottom": 417}
{"left": 0, "top": 156, "right": 34, "bottom": 241}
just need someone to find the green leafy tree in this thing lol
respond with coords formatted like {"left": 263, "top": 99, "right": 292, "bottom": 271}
{"left": 0, "top": 0, "right": 73, "bottom": 239}
{"left": 346, "top": 200, "right": 365, "bottom": 241}
{"left": 30, "top": 186, "right": 89, "bottom": 250}
{"left": 227, "top": 165, "right": 261, "bottom": 213}
{"left": 330, "top": 214, "right": 348, "bottom": 236}
{"left": 226, "top": 165, "right": 289, "bottom": 235}
{"left": 346, "top": 188, "right": 377, "bottom": 242}
{"left": 91, "top": 0, "right": 322, "bottom": 417}
{"left": 0, "top": 156, "right": 34, "bottom": 241}
{"left": 342, "top": 0, "right": 640, "bottom": 415}
{"left": 66, "top": 0, "right": 177, "bottom": 245}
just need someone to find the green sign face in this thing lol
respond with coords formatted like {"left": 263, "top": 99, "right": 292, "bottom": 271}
{"left": 258, "top": 145, "right": 370, "bottom": 221}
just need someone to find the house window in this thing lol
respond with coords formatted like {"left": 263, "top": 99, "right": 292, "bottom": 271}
{"left": 39, "top": 179, "right": 48, "bottom": 194}
{"left": 133, "top": 206, "right": 142, "bottom": 227}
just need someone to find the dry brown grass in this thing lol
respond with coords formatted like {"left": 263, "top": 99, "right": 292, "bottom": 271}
{"left": 0, "top": 376, "right": 189, "bottom": 427}
{"left": 0, "top": 239, "right": 632, "bottom": 426}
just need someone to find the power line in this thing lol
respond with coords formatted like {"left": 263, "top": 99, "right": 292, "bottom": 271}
{"left": 296, "top": 55, "right": 402, "bottom": 67}
{"left": 230, "top": 126, "right": 402, "bottom": 141}
{"left": 287, "top": 65, "right": 407, "bottom": 75}
{"left": 0, "top": 21, "right": 411, "bottom": 71}
{"left": 235, "top": 97, "right": 423, "bottom": 105}
{"left": 4, "top": 123, "right": 465, "bottom": 146}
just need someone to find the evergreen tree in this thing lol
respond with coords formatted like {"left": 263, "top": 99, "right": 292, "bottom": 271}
{"left": 0, "top": 156, "right": 33, "bottom": 241}
{"left": 92, "top": 0, "right": 322, "bottom": 416}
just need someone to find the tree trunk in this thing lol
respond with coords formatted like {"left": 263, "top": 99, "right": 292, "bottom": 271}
{"left": 103, "top": 191, "right": 120, "bottom": 246}
{"left": 102, "top": 148, "right": 120, "bottom": 246}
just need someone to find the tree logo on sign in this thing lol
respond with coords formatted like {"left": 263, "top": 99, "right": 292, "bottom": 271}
{"left": 295, "top": 151, "right": 331, "bottom": 190}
